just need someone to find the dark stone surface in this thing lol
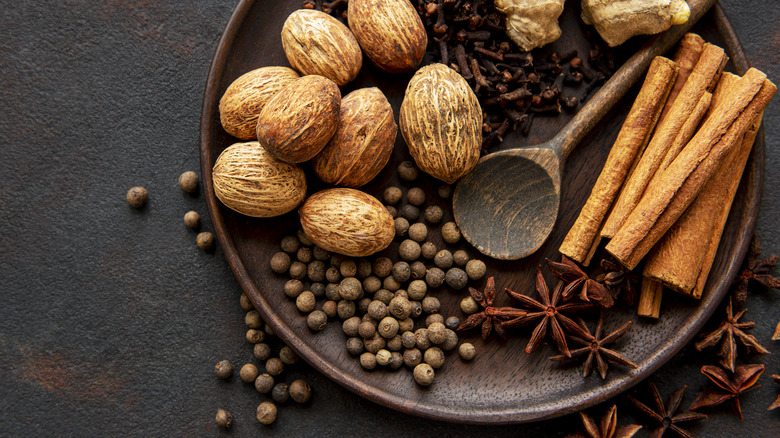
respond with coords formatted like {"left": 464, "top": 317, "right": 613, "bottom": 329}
{"left": 0, "top": 1, "right": 777, "bottom": 436}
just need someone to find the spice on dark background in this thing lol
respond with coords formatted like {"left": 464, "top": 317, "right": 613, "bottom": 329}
{"left": 549, "top": 316, "right": 636, "bottom": 379}
{"left": 455, "top": 276, "right": 525, "bottom": 340}
{"left": 547, "top": 255, "right": 613, "bottom": 308}
{"left": 734, "top": 235, "right": 780, "bottom": 305}
{"left": 569, "top": 404, "right": 641, "bottom": 438}
{"left": 627, "top": 383, "right": 707, "bottom": 438}
{"left": 690, "top": 363, "right": 765, "bottom": 420}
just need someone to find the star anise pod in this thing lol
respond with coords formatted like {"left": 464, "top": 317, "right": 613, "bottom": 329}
{"left": 734, "top": 235, "right": 780, "bottom": 305}
{"left": 599, "top": 257, "right": 640, "bottom": 306}
{"left": 693, "top": 296, "right": 769, "bottom": 372}
{"left": 769, "top": 374, "right": 780, "bottom": 411}
{"left": 547, "top": 256, "right": 614, "bottom": 308}
{"left": 568, "top": 405, "right": 642, "bottom": 438}
{"left": 690, "top": 363, "right": 765, "bottom": 420}
{"left": 550, "top": 316, "right": 637, "bottom": 379}
{"left": 502, "top": 266, "right": 593, "bottom": 357}
{"left": 627, "top": 383, "right": 707, "bottom": 438}
{"left": 773, "top": 321, "right": 780, "bottom": 341}
{"left": 456, "top": 276, "right": 525, "bottom": 340}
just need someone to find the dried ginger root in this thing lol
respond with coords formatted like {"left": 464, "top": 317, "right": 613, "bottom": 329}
{"left": 494, "top": 0, "right": 565, "bottom": 51}
{"left": 581, "top": 0, "right": 691, "bottom": 47}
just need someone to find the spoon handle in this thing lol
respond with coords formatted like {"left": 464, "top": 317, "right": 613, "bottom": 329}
{"left": 552, "top": 0, "right": 718, "bottom": 161}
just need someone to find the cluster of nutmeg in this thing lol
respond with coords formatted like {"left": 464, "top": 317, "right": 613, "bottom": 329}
{"left": 213, "top": 0, "right": 484, "bottom": 259}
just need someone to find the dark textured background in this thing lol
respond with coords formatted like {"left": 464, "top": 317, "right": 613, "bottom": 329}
{"left": 0, "top": 1, "right": 777, "bottom": 436}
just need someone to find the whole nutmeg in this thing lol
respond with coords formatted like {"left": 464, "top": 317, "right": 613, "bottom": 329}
{"left": 219, "top": 66, "right": 300, "bottom": 140}
{"left": 313, "top": 88, "right": 397, "bottom": 187}
{"left": 281, "top": 9, "right": 362, "bottom": 86}
{"left": 399, "top": 64, "right": 482, "bottom": 184}
{"left": 212, "top": 142, "right": 307, "bottom": 217}
{"left": 299, "top": 188, "right": 394, "bottom": 257}
{"left": 256, "top": 75, "right": 341, "bottom": 163}
{"left": 348, "top": 0, "right": 427, "bottom": 73}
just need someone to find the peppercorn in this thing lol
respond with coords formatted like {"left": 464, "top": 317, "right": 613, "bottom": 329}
{"left": 265, "top": 357, "right": 284, "bottom": 376}
{"left": 421, "top": 241, "right": 437, "bottom": 259}
{"left": 289, "top": 379, "right": 312, "bottom": 403}
{"left": 196, "top": 232, "right": 215, "bottom": 251}
{"left": 336, "top": 300, "right": 355, "bottom": 319}
{"left": 297, "top": 247, "right": 313, "bottom": 264}
{"left": 441, "top": 222, "right": 461, "bottom": 244}
{"left": 297, "top": 229, "right": 313, "bottom": 246}
{"left": 360, "top": 352, "right": 377, "bottom": 369}
{"left": 296, "top": 291, "right": 316, "bottom": 313}
{"left": 434, "top": 250, "right": 454, "bottom": 270}
{"left": 376, "top": 349, "right": 392, "bottom": 366}
{"left": 346, "top": 337, "right": 364, "bottom": 355}
{"left": 239, "top": 293, "right": 253, "bottom": 311}
{"left": 388, "top": 296, "right": 412, "bottom": 320}
{"left": 389, "top": 352, "right": 404, "bottom": 369}
{"left": 413, "top": 363, "right": 435, "bottom": 386}
{"left": 279, "top": 346, "right": 298, "bottom": 365}
{"left": 254, "top": 343, "right": 271, "bottom": 361}
{"left": 427, "top": 322, "right": 447, "bottom": 344}
{"left": 424, "top": 347, "right": 445, "bottom": 369}
{"left": 215, "top": 408, "right": 233, "bottom": 428}
{"left": 280, "top": 235, "right": 300, "bottom": 254}
{"left": 364, "top": 333, "right": 386, "bottom": 353}
{"left": 178, "top": 171, "right": 199, "bottom": 193}
{"left": 401, "top": 331, "right": 417, "bottom": 349}
{"left": 246, "top": 329, "right": 265, "bottom": 344}
{"left": 445, "top": 316, "right": 461, "bottom": 331}
{"left": 183, "top": 211, "right": 200, "bottom": 229}
{"left": 339, "top": 260, "right": 357, "bottom": 278}
{"left": 324, "top": 283, "right": 340, "bottom": 301}
{"left": 342, "top": 316, "right": 361, "bottom": 337}
{"left": 256, "top": 401, "right": 277, "bottom": 425}
{"left": 307, "top": 310, "right": 328, "bottom": 331}
{"left": 426, "top": 314, "right": 444, "bottom": 327}
{"left": 310, "top": 282, "right": 325, "bottom": 298}
{"left": 399, "top": 204, "right": 420, "bottom": 222}
{"left": 392, "top": 262, "right": 411, "bottom": 283}
{"left": 394, "top": 217, "right": 410, "bottom": 237}
{"left": 281, "top": 280, "right": 301, "bottom": 300}
{"left": 445, "top": 268, "right": 468, "bottom": 289}
{"left": 403, "top": 282, "right": 424, "bottom": 302}
{"left": 459, "top": 343, "right": 476, "bottom": 361}
{"left": 422, "top": 296, "right": 441, "bottom": 314}
{"left": 398, "top": 317, "right": 414, "bottom": 333}
{"left": 385, "top": 205, "right": 397, "bottom": 218}
{"left": 240, "top": 363, "right": 259, "bottom": 383}
{"left": 382, "top": 276, "right": 401, "bottom": 292}
{"left": 425, "top": 267, "right": 446, "bottom": 288}
{"left": 407, "top": 187, "right": 426, "bottom": 206}
{"left": 404, "top": 348, "right": 422, "bottom": 368}
{"left": 437, "top": 184, "right": 452, "bottom": 199}
{"left": 126, "top": 186, "right": 148, "bottom": 208}
{"left": 410, "top": 262, "right": 427, "bottom": 280}
{"left": 378, "top": 316, "right": 400, "bottom": 339}
{"left": 423, "top": 205, "right": 444, "bottom": 224}
{"left": 356, "top": 260, "right": 372, "bottom": 279}
{"left": 214, "top": 360, "right": 233, "bottom": 379}
{"left": 374, "top": 289, "right": 393, "bottom": 305}
{"left": 415, "top": 328, "right": 432, "bottom": 350}
{"left": 387, "top": 335, "right": 403, "bottom": 352}
{"left": 289, "top": 261, "right": 307, "bottom": 280}
{"left": 460, "top": 296, "right": 479, "bottom": 314}
{"left": 399, "top": 239, "right": 421, "bottom": 262}
{"left": 255, "top": 373, "right": 274, "bottom": 393}
{"left": 272, "top": 382, "right": 290, "bottom": 404}
{"left": 398, "top": 160, "right": 418, "bottom": 181}
{"left": 441, "top": 329, "right": 459, "bottom": 351}
{"left": 358, "top": 320, "right": 377, "bottom": 339}
{"left": 305, "top": 262, "right": 325, "bottom": 283}
{"left": 465, "top": 259, "right": 487, "bottom": 280}
{"left": 453, "top": 250, "right": 469, "bottom": 267}
{"left": 312, "top": 245, "right": 330, "bottom": 261}
{"left": 373, "top": 257, "right": 393, "bottom": 278}
{"left": 367, "top": 300, "right": 387, "bottom": 320}
{"left": 363, "top": 276, "right": 382, "bottom": 294}
{"left": 264, "top": 324, "right": 275, "bottom": 337}
{"left": 383, "top": 186, "right": 403, "bottom": 205}
{"left": 339, "top": 277, "right": 362, "bottom": 300}
{"left": 325, "top": 267, "right": 341, "bottom": 283}
{"left": 408, "top": 223, "right": 428, "bottom": 242}
{"left": 357, "top": 297, "right": 371, "bottom": 314}
{"left": 410, "top": 301, "right": 423, "bottom": 318}
{"left": 245, "top": 310, "right": 263, "bottom": 329}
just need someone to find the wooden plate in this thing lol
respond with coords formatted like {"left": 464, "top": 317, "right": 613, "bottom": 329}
{"left": 200, "top": 1, "right": 763, "bottom": 424}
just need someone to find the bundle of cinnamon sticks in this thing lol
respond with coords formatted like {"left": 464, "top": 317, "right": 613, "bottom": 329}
{"left": 558, "top": 34, "right": 775, "bottom": 318}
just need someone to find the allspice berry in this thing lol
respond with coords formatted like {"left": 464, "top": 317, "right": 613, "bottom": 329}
{"left": 407, "top": 187, "right": 425, "bottom": 206}
{"left": 399, "top": 204, "right": 420, "bottom": 222}
{"left": 424, "top": 347, "right": 445, "bottom": 368}
{"left": 214, "top": 360, "right": 233, "bottom": 379}
{"left": 272, "top": 382, "right": 290, "bottom": 403}
{"left": 376, "top": 349, "right": 392, "bottom": 366}
{"left": 403, "top": 348, "right": 422, "bottom": 368}
{"left": 425, "top": 313, "right": 444, "bottom": 326}
{"left": 423, "top": 205, "right": 443, "bottom": 224}
{"left": 465, "top": 259, "right": 487, "bottom": 280}
{"left": 289, "top": 379, "right": 312, "bottom": 403}
{"left": 460, "top": 296, "right": 479, "bottom": 314}
{"left": 421, "top": 241, "right": 437, "bottom": 259}
{"left": 266, "top": 357, "right": 284, "bottom": 376}
{"left": 296, "top": 291, "right": 316, "bottom": 313}
{"left": 322, "top": 300, "right": 338, "bottom": 318}
{"left": 183, "top": 211, "right": 200, "bottom": 229}
{"left": 346, "top": 337, "right": 364, "bottom": 355}
{"left": 392, "top": 261, "right": 411, "bottom": 283}
{"left": 245, "top": 310, "right": 263, "bottom": 328}
{"left": 437, "top": 184, "right": 452, "bottom": 199}
{"left": 389, "top": 296, "right": 412, "bottom": 320}
{"left": 246, "top": 329, "right": 265, "bottom": 344}
{"left": 394, "top": 217, "right": 410, "bottom": 237}
{"left": 373, "top": 257, "right": 393, "bottom": 278}
{"left": 308, "top": 310, "right": 328, "bottom": 331}
{"left": 378, "top": 316, "right": 400, "bottom": 338}
{"left": 284, "top": 279, "right": 304, "bottom": 298}
{"left": 441, "top": 329, "right": 459, "bottom": 351}
{"left": 399, "top": 239, "right": 421, "bottom": 261}
{"left": 240, "top": 363, "right": 259, "bottom": 383}
{"left": 126, "top": 186, "right": 148, "bottom": 208}
{"left": 240, "top": 294, "right": 253, "bottom": 311}
{"left": 383, "top": 186, "right": 403, "bottom": 204}
{"left": 445, "top": 316, "right": 461, "bottom": 331}
{"left": 413, "top": 363, "right": 435, "bottom": 386}
{"left": 459, "top": 342, "right": 476, "bottom": 360}
{"left": 453, "top": 250, "right": 469, "bottom": 267}
{"left": 408, "top": 223, "right": 428, "bottom": 242}
{"left": 421, "top": 296, "right": 440, "bottom": 314}
{"left": 254, "top": 343, "right": 271, "bottom": 361}
{"left": 425, "top": 267, "right": 445, "bottom": 288}
{"left": 445, "top": 267, "right": 468, "bottom": 289}
{"left": 196, "top": 232, "right": 215, "bottom": 251}
{"left": 434, "top": 250, "right": 454, "bottom": 270}
{"left": 215, "top": 409, "right": 233, "bottom": 428}
{"left": 178, "top": 171, "right": 199, "bottom": 193}
{"left": 427, "top": 322, "right": 447, "bottom": 344}
{"left": 339, "top": 277, "right": 363, "bottom": 301}
{"left": 279, "top": 346, "right": 298, "bottom": 365}
{"left": 397, "top": 160, "right": 418, "bottom": 181}
{"left": 255, "top": 373, "right": 274, "bottom": 393}
{"left": 441, "top": 222, "right": 461, "bottom": 243}
{"left": 360, "top": 351, "right": 377, "bottom": 369}
{"left": 281, "top": 235, "right": 300, "bottom": 253}
{"left": 271, "top": 252, "right": 292, "bottom": 274}
{"left": 410, "top": 262, "right": 427, "bottom": 280}
{"left": 256, "top": 401, "right": 277, "bottom": 425}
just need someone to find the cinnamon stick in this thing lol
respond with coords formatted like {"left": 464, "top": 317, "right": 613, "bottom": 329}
{"left": 657, "top": 33, "right": 705, "bottom": 126}
{"left": 606, "top": 70, "right": 774, "bottom": 270}
{"left": 637, "top": 278, "right": 663, "bottom": 319}
{"left": 559, "top": 57, "right": 678, "bottom": 264}
{"left": 601, "top": 43, "right": 728, "bottom": 239}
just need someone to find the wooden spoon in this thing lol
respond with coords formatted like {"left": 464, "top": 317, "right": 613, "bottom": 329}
{"left": 452, "top": 0, "right": 716, "bottom": 260}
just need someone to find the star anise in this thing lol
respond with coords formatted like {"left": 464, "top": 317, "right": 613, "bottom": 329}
{"left": 599, "top": 257, "right": 640, "bottom": 306}
{"left": 627, "top": 383, "right": 707, "bottom": 438}
{"left": 773, "top": 321, "right": 780, "bottom": 341}
{"left": 693, "top": 296, "right": 769, "bottom": 372}
{"left": 734, "top": 235, "right": 780, "bottom": 305}
{"left": 550, "top": 316, "right": 637, "bottom": 379}
{"left": 502, "top": 266, "right": 593, "bottom": 357}
{"left": 456, "top": 276, "right": 525, "bottom": 340}
{"left": 547, "top": 256, "right": 614, "bottom": 308}
{"left": 568, "top": 405, "right": 642, "bottom": 438}
{"left": 690, "top": 363, "right": 765, "bottom": 420}
{"left": 769, "top": 374, "right": 780, "bottom": 411}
